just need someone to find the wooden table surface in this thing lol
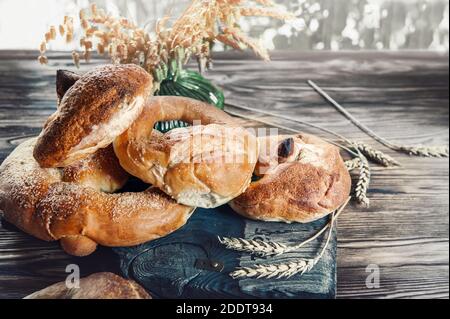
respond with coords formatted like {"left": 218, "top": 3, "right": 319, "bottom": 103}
{"left": 0, "top": 50, "right": 448, "bottom": 299}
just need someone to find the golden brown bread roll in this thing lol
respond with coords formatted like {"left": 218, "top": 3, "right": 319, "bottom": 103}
{"left": 0, "top": 138, "right": 195, "bottom": 256}
{"left": 25, "top": 272, "right": 151, "bottom": 299}
{"left": 229, "top": 134, "right": 351, "bottom": 223}
{"left": 61, "top": 145, "right": 129, "bottom": 193}
{"left": 114, "top": 96, "right": 259, "bottom": 208}
{"left": 34, "top": 64, "right": 153, "bottom": 168}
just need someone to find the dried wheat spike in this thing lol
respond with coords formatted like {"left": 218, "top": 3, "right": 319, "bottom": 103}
{"left": 240, "top": 7, "right": 295, "bottom": 20}
{"left": 38, "top": 55, "right": 48, "bottom": 65}
{"left": 355, "top": 155, "right": 371, "bottom": 207}
{"left": 398, "top": 145, "right": 449, "bottom": 158}
{"left": 219, "top": 237, "right": 288, "bottom": 257}
{"left": 254, "top": 0, "right": 276, "bottom": 6}
{"left": 345, "top": 158, "right": 362, "bottom": 171}
{"left": 355, "top": 142, "right": 400, "bottom": 167}
{"left": 39, "top": 42, "right": 46, "bottom": 54}
{"left": 230, "top": 259, "right": 317, "bottom": 280}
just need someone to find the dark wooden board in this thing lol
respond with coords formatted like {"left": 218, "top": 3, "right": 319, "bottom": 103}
{"left": 0, "top": 50, "right": 448, "bottom": 299}
{"left": 114, "top": 206, "right": 336, "bottom": 299}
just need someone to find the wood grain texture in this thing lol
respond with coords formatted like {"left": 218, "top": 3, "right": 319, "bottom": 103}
{"left": 0, "top": 50, "right": 448, "bottom": 299}
{"left": 115, "top": 207, "right": 336, "bottom": 299}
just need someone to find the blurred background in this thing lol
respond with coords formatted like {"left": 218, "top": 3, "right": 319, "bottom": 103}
{"left": 0, "top": 0, "right": 448, "bottom": 52}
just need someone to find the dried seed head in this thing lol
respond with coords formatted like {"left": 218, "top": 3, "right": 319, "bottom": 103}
{"left": 84, "top": 50, "right": 92, "bottom": 63}
{"left": 86, "top": 27, "right": 96, "bottom": 37}
{"left": 97, "top": 8, "right": 106, "bottom": 18}
{"left": 40, "top": 1, "right": 290, "bottom": 74}
{"left": 120, "top": 18, "right": 129, "bottom": 27}
{"left": 59, "top": 24, "right": 65, "bottom": 36}
{"left": 45, "top": 32, "right": 51, "bottom": 43}
{"left": 50, "top": 26, "right": 57, "bottom": 40}
{"left": 355, "top": 156, "right": 371, "bottom": 207}
{"left": 127, "top": 43, "right": 136, "bottom": 56}
{"left": 72, "top": 51, "right": 80, "bottom": 68}
{"left": 81, "top": 19, "right": 89, "bottom": 30}
{"left": 94, "top": 30, "right": 105, "bottom": 39}
{"left": 38, "top": 55, "right": 48, "bottom": 65}
{"left": 90, "top": 3, "right": 98, "bottom": 15}
{"left": 84, "top": 40, "right": 93, "bottom": 50}
{"left": 97, "top": 43, "right": 105, "bottom": 55}
{"left": 39, "top": 41, "right": 46, "bottom": 54}
{"left": 66, "top": 32, "right": 73, "bottom": 43}
{"left": 355, "top": 142, "right": 400, "bottom": 167}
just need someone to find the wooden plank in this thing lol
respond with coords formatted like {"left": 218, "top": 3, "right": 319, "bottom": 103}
{"left": 0, "top": 51, "right": 448, "bottom": 299}
{"left": 115, "top": 207, "right": 336, "bottom": 299}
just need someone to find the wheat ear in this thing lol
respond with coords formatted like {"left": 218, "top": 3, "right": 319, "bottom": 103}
{"left": 219, "top": 221, "right": 326, "bottom": 257}
{"left": 355, "top": 155, "right": 371, "bottom": 207}
{"left": 345, "top": 158, "right": 362, "bottom": 171}
{"left": 219, "top": 238, "right": 288, "bottom": 257}
{"left": 308, "top": 80, "right": 449, "bottom": 159}
{"left": 397, "top": 145, "right": 449, "bottom": 158}
{"left": 353, "top": 142, "right": 400, "bottom": 167}
{"left": 230, "top": 259, "right": 318, "bottom": 279}
{"left": 230, "top": 199, "right": 350, "bottom": 279}
{"left": 220, "top": 200, "right": 349, "bottom": 257}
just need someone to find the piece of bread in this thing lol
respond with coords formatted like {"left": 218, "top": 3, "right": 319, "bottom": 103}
{"left": 0, "top": 138, "right": 195, "bottom": 256}
{"left": 229, "top": 133, "right": 351, "bottom": 223}
{"left": 62, "top": 145, "right": 129, "bottom": 193}
{"left": 56, "top": 70, "right": 81, "bottom": 106}
{"left": 114, "top": 96, "right": 259, "bottom": 208}
{"left": 34, "top": 64, "right": 153, "bottom": 168}
{"left": 24, "top": 273, "right": 151, "bottom": 299}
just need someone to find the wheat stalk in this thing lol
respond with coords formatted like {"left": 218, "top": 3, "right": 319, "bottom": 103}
{"left": 345, "top": 158, "right": 362, "bottom": 171}
{"left": 229, "top": 199, "right": 350, "bottom": 279}
{"left": 40, "top": 0, "right": 293, "bottom": 73}
{"left": 254, "top": 0, "right": 276, "bottom": 6}
{"left": 353, "top": 142, "right": 400, "bottom": 167}
{"left": 230, "top": 259, "right": 318, "bottom": 279}
{"left": 397, "top": 145, "right": 449, "bottom": 158}
{"left": 355, "top": 155, "right": 371, "bottom": 207}
{"left": 222, "top": 198, "right": 350, "bottom": 258}
{"left": 307, "top": 80, "right": 449, "bottom": 159}
{"left": 224, "top": 27, "right": 270, "bottom": 61}
{"left": 219, "top": 237, "right": 288, "bottom": 256}
{"left": 240, "top": 7, "right": 295, "bottom": 20}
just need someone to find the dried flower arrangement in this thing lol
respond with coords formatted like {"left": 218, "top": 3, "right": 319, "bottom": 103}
{"left": 39, "top": 0, "right": 293, "bottom": 132}
{"left": 39, "top": 1, "right": 293, "bottom": 80}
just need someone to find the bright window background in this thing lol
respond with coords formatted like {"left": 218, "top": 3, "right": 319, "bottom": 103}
{"left": 0, "top": 0, "right": 448, "bottom": 51}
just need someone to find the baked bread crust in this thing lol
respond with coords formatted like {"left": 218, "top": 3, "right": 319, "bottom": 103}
{"left": 114, "top": 96, "right": 259, "bottom": 208}
{"left": 56, "top": 70, "right": 81, "bottom": 106}
{"left": 0, "top": 139, "right": 194, "bottom": 256}
{"left": 229, "top": 133, "right": 351, "bottom": 223}
{"left": 25, "top": 272, "right": 151, "bottom": 299}
{"left": 34, "top": 64, "right": 153, "bottom": 168}
{"left": 62, "top": 144, "right": 129, "bottom": 193}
